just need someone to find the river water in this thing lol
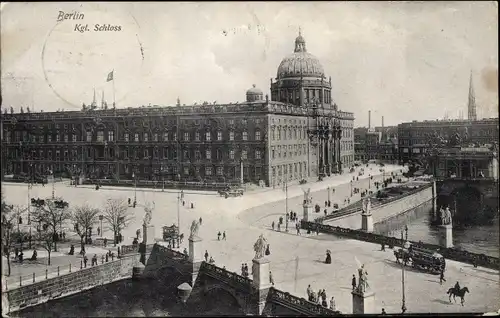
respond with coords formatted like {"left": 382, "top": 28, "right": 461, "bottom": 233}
{"left": 375, "top": 200, "right": 499, "bottom": 258}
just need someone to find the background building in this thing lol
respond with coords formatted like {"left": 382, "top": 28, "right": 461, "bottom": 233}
{"left": 397, "top": 118, "right": 499, "bottom": 164}
{"left": 1, "top": 32, "right": 355, "bottom": 188}
{"left": 354, "top": 112, "right": 398, "bottom": 163}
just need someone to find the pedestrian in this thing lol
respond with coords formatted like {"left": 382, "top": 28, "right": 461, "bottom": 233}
{"left": 325, "top": 200, "right": 328, "bottom": 207}
{"left": 321, "top": 290, "right": 327, "bottom": 307}
{"left": 244, "top": 263, "right": 249, "bottom": 276}
{"left": 217, "top": 231, "right": 221, "bottom": 241}
{"left": 104, "top": 238, "right": 107, "bottom": 247}
{"left": 241, "top": 263, "right": 245, "bottom": 276}
{"left": 265, "top": 244, "right": 270, "bottom": 256}
{"left": 98, "top": 227, "right": 101, "bottom": 236}
{"left": 381, "top": 308, "right": 387, "bottom": 315}
{"left": 223, "top": 231, "right": 226, "bottom": 240}
{"left": 105, "top": 253, "right": 109, "bottom": 262}
{"left": 277, "top": 223, "right": 281, "bottom": 232}
{"left": 381, "top": 242, "right": 385, "bottom": 251}
{"left": 317, "top": 289, "right": 322, "bottom": 304}
{"left": 191, "top": 202, "right": 194, "bottom": 209}
{"left": 307, "top": 284, "right": 312, "bottom": 301}
{"left": 271, "top": 221, "right": 275, "bottom": 230}
{"left": 183, "top": 248, "right": 188, "bottom": 255}
{"left": 92, "top": 254, "right": 98, "bottom": 266}
{"left": 352, "top": 274, "right": 357, "bottom": 290}
{"left": 324, "top": 209, "right": 327, "bottom": 216}
{"left": 128, "top": 198, "right": 131, "bottom": 205}
{"left": 330, "top": 296, "right": 336, "bottom": 310}
{"left": 439, "top": 270, "right": 446, "bottom": 285}
{"left": 328, "top": 200, "right": 331, "bottom": 207}
{"left": 209, "top": 256, "right": 214, "bottom": 264}
{"left": 83, "top": 255, "right": 88, "bottom": 268}
{"left": 182, "top": 200, "right": 185, "bottom": 206}
{"left": 204, "top": 250, "right": 209, "bottom": 262}
{"left": 269, "top": 271, "right": 274, "bottom": 286}
{"left": 199, "top": 217, "right": 202, "bottom": 225}
{"left": 296, "top": 224, "right": 301, "bottom": 236}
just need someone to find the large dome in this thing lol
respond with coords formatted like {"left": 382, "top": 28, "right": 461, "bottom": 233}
{"left": 277, "top": 31, "right": 325, "bottom": 79}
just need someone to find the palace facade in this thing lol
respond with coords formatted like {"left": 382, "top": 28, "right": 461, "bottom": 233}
{"left": 1, "top": 32, "right": 355, "bottom": 187}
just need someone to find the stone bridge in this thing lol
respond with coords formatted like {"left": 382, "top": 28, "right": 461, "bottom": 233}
{"left": 137, "top": 243, "right": 341, "bottom": 316}
{"left": 436, "top": 178, "right": 498, "bottom": 223}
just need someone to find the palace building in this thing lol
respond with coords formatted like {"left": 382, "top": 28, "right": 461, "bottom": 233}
{"left": 1, "top": 32, "right": 355, "bottom": 188}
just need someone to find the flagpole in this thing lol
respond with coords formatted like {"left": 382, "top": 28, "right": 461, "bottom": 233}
{"left": 112, "top": 69, "right": 116, "bottom": 107}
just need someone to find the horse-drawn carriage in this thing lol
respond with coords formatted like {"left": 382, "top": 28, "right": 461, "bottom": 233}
{"left": 394, "top": 244, "right": 445, "bottom": 274}
{"left": 163, "top": 224, "right": 180, "bottom": 247}
{"left": 218, "top": 186, "right": 244, "bottom": 198}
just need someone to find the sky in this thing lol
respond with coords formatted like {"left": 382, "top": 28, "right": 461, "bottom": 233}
{"left": 1, "top": 2, "right": 498, "bottom": 127}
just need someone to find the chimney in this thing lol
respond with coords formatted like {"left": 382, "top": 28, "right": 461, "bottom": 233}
{"left": 382, "top": 116, "right": 384, "bottom": 128}
{"left": 368, "top": 110, "right": 371, "bottom": 129}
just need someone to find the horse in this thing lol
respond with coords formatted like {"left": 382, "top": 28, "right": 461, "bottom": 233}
{"left": 447, "top": 287, "right": 469, "bottom": 306}
{"left": 394, "top": 249, "right": 410, "bottom": 266}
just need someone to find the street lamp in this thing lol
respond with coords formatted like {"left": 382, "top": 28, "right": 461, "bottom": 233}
{"left": 401, "top": 225, "right": 408, "bottom": 314}
{"left": 350, "top": 180, "right": 353, "bottom": 197}
{"left": 368, "top": 174, "right": 371, "bottom": 189}
{"left": 284, "top": 179, "right": 289, "bottom": 232}
{"left": 99, "top": 215, "right": 104, "bottom": 238}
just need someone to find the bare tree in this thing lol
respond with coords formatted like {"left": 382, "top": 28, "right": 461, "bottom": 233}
{"left": 72, "top": 204, "right": 99, "bottom": 254}
{"left": 1, "top": 195, "right": 15, "bottom": 276}
{"left": 31, "top": 197, "right": 71, "bottom": 253}
{"left": 34, "top": 227, "right": 54, "bottom": 265}
{"left": 103, "top": 199, "right": 134, "bottom": 246}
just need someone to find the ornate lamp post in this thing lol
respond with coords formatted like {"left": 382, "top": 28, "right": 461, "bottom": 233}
{"left": 401, "top": 225, "right": 408, "bottom": 314}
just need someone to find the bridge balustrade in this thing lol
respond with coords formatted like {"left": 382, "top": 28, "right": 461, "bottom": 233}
{"left": 300, "top": 221, "right": 499, "bottom": 270}
{"left": 200, "top": 262, "right": 253, "bottom": 291}
{"left": 268, "top": 288, "right": 341, "bottom": 316}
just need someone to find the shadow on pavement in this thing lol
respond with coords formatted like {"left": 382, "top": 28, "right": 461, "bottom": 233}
{"left": 432, "top": 298, "right": 455, "bottom": 306}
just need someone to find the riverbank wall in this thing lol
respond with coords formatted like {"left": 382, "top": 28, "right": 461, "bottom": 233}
{"left": 325, "top": 183, "right": 434, "bottom": 229}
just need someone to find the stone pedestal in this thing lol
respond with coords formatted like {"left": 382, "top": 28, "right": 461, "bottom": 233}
{"left": 142, "top": 224, "right": 156, "bottom": 245}
{"left": 432, "top": 181, "right": 438, "bottom": 217}
{"left": 361, "top": 212, "right": 374, "bottom": 233}
{"left": 439, "top": 224, "right": 453, "bottom": 248}
{"left": 303, "top": 204, "right": 313, "bottom": 222}
{"left": 132, "top": 263, "right": 145, "bottom": 280}
{"left": 188, "top": 236, "right": 203, "bottom": 263}
{"left": 252, "top": 258, "right": 271, "bottom": 290}
{"left": 352, "top": 290, "right": 376, "bottom": 314}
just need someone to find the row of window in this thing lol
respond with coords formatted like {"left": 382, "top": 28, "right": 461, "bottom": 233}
{"left": 5, "top": 130, "right": 262, "bottom": 143}
{"left": 399, "top": 129, "right": 496, "bottom": 138}
{"left": 271, "top": 162, "right": 308, "bottom": 179}
{"left": 12, "top": 147, "right": 263, "bottom": 161}
{"left": 271, "top": 144, "right": 307, "bottom": 159}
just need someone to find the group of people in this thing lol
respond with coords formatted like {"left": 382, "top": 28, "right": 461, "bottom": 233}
{"left": 241, "top": 263, "right": 250, "bottom": 277}
{"left": 306, "top": 285, "right": 335, "bottom": 310}
{"left": 271, "top": 211, "right": 299, "bottom": 232}
{"left": 217, "top": 231, "right": 226, "bottom": 241}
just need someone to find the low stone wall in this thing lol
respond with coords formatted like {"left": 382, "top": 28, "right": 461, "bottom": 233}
{"left": 300, "top": 221, "right": 500, "bottom": 270}
{"left": 325, "top": 183, "right": 433, "bottom": 229}
{"left": 4, "top": 253, "right": 142, "bottom": 313}
{"left": 83, "top": 178, "right": 240, "bottom": 191}
{"left": 264, "top": 287, "right": 342, "bottom": 316}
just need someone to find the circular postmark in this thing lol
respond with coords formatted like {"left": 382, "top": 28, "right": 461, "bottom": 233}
{"left": 41, "top": 7, "right": 144, "bottom": 109}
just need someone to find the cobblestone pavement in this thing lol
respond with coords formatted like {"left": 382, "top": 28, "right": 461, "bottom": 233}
{"left": 3, "top": 164, "right": 498, "bottom": 313}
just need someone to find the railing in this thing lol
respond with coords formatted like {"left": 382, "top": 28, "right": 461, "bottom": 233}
{"left": 155, "top": 244, "right": 189, "bottom": 261}
{"left": 82, "top": 178, "right": 240, "bottom": 191}
{"left": 268, "top": 287, "right": 341, "bottom": 316}
{"left": 200, "top": 262, "right": 253, "bottom": 291}
{"left": 300, "top": 221, "right": 500, "bottom": 270}
{"left": 120, "top": 243, "right": 155, "bottom": 256}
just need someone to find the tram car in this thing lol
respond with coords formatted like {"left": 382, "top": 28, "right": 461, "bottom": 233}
{"left": 394, "top": 244, "right": 446, "bottom": 274}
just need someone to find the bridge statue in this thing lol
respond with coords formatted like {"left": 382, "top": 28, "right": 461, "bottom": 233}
{"left": 253, "top": 234, "right": 268, "bottom": 260}
{"left": 362, "top": 198, "right": 371, "bottom": 214}
{"left": 442, "top": 207, "right": 452, "bottom": 225}
{"left": 357, "top": 264, "right": 370, "bottom": 293}
{"left": 302, "top": 188, "right": 312, "bottom": 205}
{"left": 143, "top": 201, "right": 155, "bottom": 226}
{"left": 189, "top": 219, "right": 200, "bottom": 239}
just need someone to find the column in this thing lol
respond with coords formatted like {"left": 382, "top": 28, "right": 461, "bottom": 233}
{"left": 432, "top": 180, "right": 438, "bottom": 218}
{"left": 251, "top": 257, "right": 272, "bottom": 315}
{"left": 352, "top": 289, "right": 376, "bottom": 314}
{"left": 189, "top": 234, "right": 203, "bottom": 286}
{"left": 439, "top": 224, "right": 453, "bottom": 248}
{"left": 361, "top": 202, "right": 374, "bottom": 233}
{"left": 142, "top": 223, "right": 156, "bottom": 245}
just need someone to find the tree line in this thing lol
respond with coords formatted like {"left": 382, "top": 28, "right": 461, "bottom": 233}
{"left": 1, "top": 194, "right": 134, "bottom": 276}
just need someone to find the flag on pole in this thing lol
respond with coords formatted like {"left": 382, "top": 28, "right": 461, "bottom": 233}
{"left": 106, "top": 71, "right": 114, "bottom": 82}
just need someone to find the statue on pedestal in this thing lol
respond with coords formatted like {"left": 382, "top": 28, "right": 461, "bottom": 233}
{"left": 357, "top": 264, "right": 370, "bottom": 293}
{"left": 442, "top": 207, "right": 452, "bottom": 225}
{"left": 362, "top": 198, "right": 371, "bottom": 215}
{"left": 253, "top": 234, "right": 268, "bottom": 260}
{"left": 189, "top": 220, "right": 200, "bottom": 239}
{"left": 143, "top": 201, "right": 155, "bottom": 227}
{"left": 302, "top": 188, "right": 312, "bottom": 205}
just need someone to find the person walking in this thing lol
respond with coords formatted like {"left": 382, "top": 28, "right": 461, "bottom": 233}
{"left": 269, "top": 271, "right": 274, "bottom": 286}
{"left": 83, "top": 254, "right": 88, "bottom": 268}
{"left": 307, "top": 285, "right": 312, "bottom": 301}
{"left": 204, "top": 250, "right": 209, "bottom": 262}
{"left": 381, "top": 308, "right": 387, "bottom": 315}
{"left": 217, "top": 231, "right": 221, "bottom": 241}
{"left": 222, "top": 231, "right": 226, "bottom": 240}
{"left": 199, "top": 217, "right": 202, "bottom": 225}
{"left": 330, "top": 296, "right": 336, "bottom": 311}
{"left": 272, "top": 221, "right": 275, "bottom": 230}
{"left": 352, "top": 274, "right": 357, "bottom": 290}
{"left": 439, "top": 270, "right": 446, "bottom": 285}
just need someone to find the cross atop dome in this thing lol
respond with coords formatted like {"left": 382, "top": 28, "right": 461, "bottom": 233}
{"left": 295, "top": 28, "right": 306, "bottom": 53}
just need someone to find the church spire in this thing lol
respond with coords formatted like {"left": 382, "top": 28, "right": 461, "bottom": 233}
{"left": 468, "top": 70, "right": 477, "bottom": 121}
